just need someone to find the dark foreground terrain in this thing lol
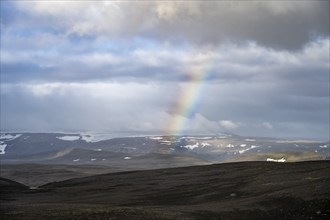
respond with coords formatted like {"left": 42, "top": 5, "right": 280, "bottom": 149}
{"left": 1, "top": 161, "right": 330, "bottom": 220}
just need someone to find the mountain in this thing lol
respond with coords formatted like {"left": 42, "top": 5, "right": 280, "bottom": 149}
{"left": 1, "top": 132, "right": 329, "bottom": 186}
{"left": 1, "top": 161, "right": 329, "bottom": 220}
{"left": 1, "top": 132, "right": 328, "bottom": 164}
{"left": 0, "top": 177, "right": 29, "bottom": 194}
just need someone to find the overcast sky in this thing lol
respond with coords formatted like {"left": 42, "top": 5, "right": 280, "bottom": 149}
{"left": 1, "top": 1, "right": 329, "bottom": 140}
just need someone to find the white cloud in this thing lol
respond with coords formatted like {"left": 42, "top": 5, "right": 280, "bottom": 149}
{"left": 262, "top": 122, "right": 273, "bottom": 130}
{"left": 219, "top": 120, "right": 241, "bottom": 130}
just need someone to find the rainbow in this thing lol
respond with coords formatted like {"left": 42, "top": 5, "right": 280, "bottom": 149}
{"left": 166, "top": 63, "right": 214, "bottom": 136}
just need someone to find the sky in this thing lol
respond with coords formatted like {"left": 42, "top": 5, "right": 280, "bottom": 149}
{"left": 0, "top": 1, "right": 329, "bottom": 140}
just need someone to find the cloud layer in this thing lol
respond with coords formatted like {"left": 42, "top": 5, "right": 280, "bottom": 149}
{"left": 11, "top": 1, "right": 329, "bottom": 49}
{"left": 1, "top": 1, "right": 329, "bottom": 140}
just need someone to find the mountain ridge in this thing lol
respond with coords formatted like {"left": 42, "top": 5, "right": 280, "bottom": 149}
{"left": 1, "top": 160, "right": 329, "bottom": 219}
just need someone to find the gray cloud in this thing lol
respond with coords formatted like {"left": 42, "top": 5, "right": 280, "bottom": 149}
{"left": 10, "top": 1, "right": 329, "bottom": 49}
{"left": 0, "top": 1, "right": 329, "bottom": 140}
{"left": 0, "top": 82, "right": 175, "bottom": 132}
{"left": 2, "top": 39, "right": 328, "bottom": 84}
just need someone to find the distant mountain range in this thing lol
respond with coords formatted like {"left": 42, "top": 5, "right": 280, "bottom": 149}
{"left": 1, "top": 132, "right": 329, "bottom": 167}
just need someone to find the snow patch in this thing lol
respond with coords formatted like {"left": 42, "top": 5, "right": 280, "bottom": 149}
{"left": 245, "top": 139, "right": 255, "bottom": 142}
{"left": 226, "top": 144, "right": 235, "bottom": 148}
{"left": 81, "top": 135, "right": 94, "bottom": 142}
{"left": 0, "top": 134, "right": 22, "bottom": 140}
{"left": 0, "top": 143, "right": 8, "bottom": 154}
{"left": 181, "top": 136, "right": 196, "bottom": 140}
{"left": 267, "top": 158, "right": 286, "bottom": 162}
{"left": 197, "top": 137, "right": 213, "bottom": 140}
{"left": 319, "top": 145, "right": 328, "bottom": 148}
{"left": 182, "top": 143, "right": 199, "bottom": 150}
{"left": 160, "top": 140, "right": 172, "bottom": 145}
{"left": 124, "top": 157, "right": 131, "bottom": 160}
{"left": 239, "top": 145, "right": 259, "bottom": 154}
{"left": 57, "top": 135, "right": 80, "bottom": 141}
{"left": 80, "top": 133, "right": 116, "bottom": 143}
{"left": 149, "top": 137, "right": 163, "bottom": 140}
{"left": 91, "top": 158, "right": 96, "bottom": 161}
{"left": 73, "top": 159, "right": 80, "bottom": 162}
{"left": 94, "top": 149, "right": 102, "bottom": 151}
{"left": 201, "top": 142, "right": 211, "bottom": 147}
{"left": 0, "top": 134, "right": 22, "bottom": 154}
{"left": 240, "top": 144, "right": 246, "bottom": 147}
{"left": 239, "top": 149, "right": 249, "bottom": 154}
{"left": 123, "top": 147, "right": 136, "bottom": 150}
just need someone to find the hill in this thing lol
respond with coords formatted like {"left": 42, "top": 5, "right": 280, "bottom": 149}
{"left": 1, "top": 161, "right": 329, "bottom": 219}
